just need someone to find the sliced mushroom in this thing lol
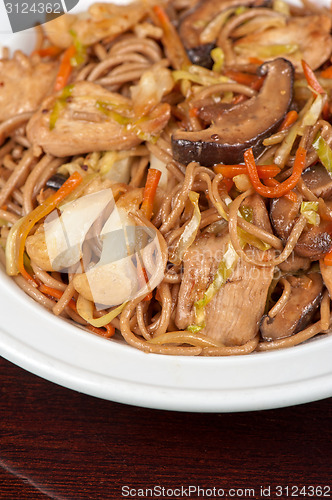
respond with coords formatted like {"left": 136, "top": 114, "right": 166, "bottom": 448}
{"left": 187, "top": 43, "right": 215, "bottom": 70}
{"left": 278, "top": 254, "right": 311, "bottom": 274}
{"left": 295, "top": 222, "right": 332, "bottom": 260}
{"left": 302, "top": 164, "right": 332, "bottom": 200}
{"left": 270, "top": 192, "right": 332, "bottom": 260}
{"left": 260, "top": 273, "right": 323, "bottom": 341}
{"left": 178, "top": 0, "right": 267, "bottom": 67}
{"left": 270, "top": 191, "right": 302, "bottom": 241}
{"left": 172, "top": 58, "right": 294, "bottom": 166}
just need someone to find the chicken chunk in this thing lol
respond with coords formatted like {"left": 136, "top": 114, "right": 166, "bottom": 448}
{"left": 0, "top": 55, "right": 58, "bottom": 121}
{"left": 27, "top": 81, "right": 171, "bottom": 157}
{"left": 44, "top": 2, "right": 149, "bottom": 48}
{"left": 175, "top": 194, "right": 274, "bottom": 346}
{"left": 232, "top": 15, "right": 332, "bottom": 72}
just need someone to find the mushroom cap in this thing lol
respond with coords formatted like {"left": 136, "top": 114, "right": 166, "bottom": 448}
{"left": 171, "top": 58, "right": 294, "bottom": 166}
{"left": 260, "top": 273, "right": 324, "bottom": 341}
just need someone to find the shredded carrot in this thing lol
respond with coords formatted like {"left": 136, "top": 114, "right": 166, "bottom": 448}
{"left": 39, "top": 284, "right": 77, "bottom": 311}
{"left": 155, "top": 288, "right": 162, "bottom": 302}
{"left": 321, "top": 65, "right": 332, "bottom": 79}
{"left": 214, "top": 164, "right": 281, "bottom": 179}
{"left": 224, "top": 70, "right": 264, "bottom": 90}
{"left": 142, "top": 267, "right": 153, "bottom": 301}
{"left": 278, "top": 110, "right": 298, "bottom": 131}
{"left": 324, "top": 249, "right": 332, "bottom": 265}
{"left": 244, "top": 146, "right": 306, "bottom": 198}
{"left": 232, "top": 94, "right": 247, "bottom": 105}
{"left": 141, "top": 168, "right": 161, "bottom": 221}
{"left": 54, "top": 45, "right": 76, "bottom": 92}
{"left": 17, "top": 171, "right": 83, "bottom": 283}
{"left": 33, "top": 46, "right": 62, "bottom": 58}
{"left": 88, "top": 323, "right": 116, "bottom": 338}
{"left": 189, "top": 107, "right": 199, "bottom": 118}
{"left": 152, "top": 5, "right": 190, "bottom": 70}
{"left": 302, "top": 59, "right": 325, "bottom": 95}
{"left": 219, "top": 178, "right": 234, "bottom": 193}
{"left": 249, "top": 57, "right": 264, "bottom": 65}
{"left": 263, "top": 178, "right": 298, "bottom": 203}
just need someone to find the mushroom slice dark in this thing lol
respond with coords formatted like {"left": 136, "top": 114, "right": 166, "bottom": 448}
{"left": 171, "top": 58, "right": 294, "bottom": 166}
{"left": 302, "top": 164, "right": 332, "bottom": 200}
{"left": 270, "top": 191, "right": 302, "bottom": 241}
{"left": 178, "top": 0, "right": 267, "bottom": 67}
{"left": 260, "top": 273, "right": 323, "bottom": 341}
{"left": 187, "top": 43, "right": 215, "bottom": 70}
{"left": 270, "top": 189, "right": 332, "bottom": 260}
{"left": 46, "top": 173, "right": 69, "bottom": 191}
{"left": 278, "top": 254, "right": 311, "bottom": 274}
{"left": 295, "top": 221, "right": 332, "bottom": 260}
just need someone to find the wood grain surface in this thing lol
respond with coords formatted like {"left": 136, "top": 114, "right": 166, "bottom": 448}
{"left": 0, "top": 356, "right": 331, "bottom": 500}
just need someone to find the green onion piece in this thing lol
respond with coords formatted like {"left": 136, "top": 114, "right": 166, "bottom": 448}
{"left": 187, "top": 324, "right": 205, "bottom": 334}
{"left": 239, "top": 205, "right": 253, "bottom": 223}
{"left": 211, "top": 47, "right": 225, "bottom": 73}
{"left": 313, "top": 133, "right": 332, "bottom": 174}
{"left": 173, "top": 65, "right": 229, "bottom": 86}
{"left": 234, "top": 43, "right": 298, "bottom": 58}
{"left": 300, "top": 201, "right": 320, "bottom": 226}
{"left": 170, "top": 191, "right": 201, "bottom": 266}
{"left": 187, "top": 241, "right": 239, "bottom": 332}
{"left": 49, "top": 84, "right": 74, "bottom": 130}
{"left": 237, "top": 227, "right": 271, "bottom": 251}
{"left": 77, "top": 294, "right": 127, "bottom": 328}
{"left": 95, "top": 101, "right": 131, "bottom": 125}
{"left": 69, "top": 29, "right": 86, "bottom": 67}
{"left": 301, "top": 94, "right": 324, "bottom": 129}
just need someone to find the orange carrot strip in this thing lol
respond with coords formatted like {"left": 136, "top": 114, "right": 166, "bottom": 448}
{"left": 189, "top": 107, "right": 199, "bottom": 118}
{"left": 17, "top": 172, "right": 83, "bottom": 283}
{"left": 244, "top": 146, "right": 306, "bottom": 198}
{"left": 302, "top": 59, "right": 325, "bottom": 95}
{"left": 152, "top": 5, "right": 190, "bottom": 70}
{"left": 214, "top": 164, "right": 281, "bottom": 179}
{"left": 321, "top": 66, "right": 332, "bottom": 79}
{"left": 224, "top": 70, "right": 264, "bottom": 90}
{"left": 142, "top": 267, "right": 153, "bottom": 301}
{"left": 88, "top": 323, "right": 116, "bottom": 338}
{"left": 39, "top": 284, "right": 77, "bottom": 311}
{"left": 141, "top": 168, "right": 161, "bottom": 221}
{"left": 33, "top": 46, "right": 63, "bottom": 58}
{"left": 249, "top": 57, "right": 264, "bottom": 65}
{"left": 278, "top": 110, "right": 298, "bottom": 131}
{"left": 219, "top": 178, "right": 234, "bottom": 193}
{"left": 54, "top": 45, "right": 76, "bottom": 92}
{"left": 263, "top": 178, "right": 298, "bottom": 203}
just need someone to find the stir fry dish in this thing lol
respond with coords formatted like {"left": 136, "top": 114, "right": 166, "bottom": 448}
{"left": 1, "top": 0, "right": 332, "bottom": 356}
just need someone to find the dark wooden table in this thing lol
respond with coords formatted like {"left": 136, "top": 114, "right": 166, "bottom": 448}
{"left": 0, "top": 356, "right": 331, "bottom": 500}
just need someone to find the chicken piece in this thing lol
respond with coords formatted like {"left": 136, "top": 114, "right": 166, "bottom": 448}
{"left": 75, "top": 2, "right": 148, "bottom": 45}
{"left": 176, "top": 194, "right": 275, "bottom": 346}
{"left": 0, "top": 55, "right": 58, "bottom": 121}
{"left": 44, "top": 3, "right": 148, "bottom": 48}
{"left": 175, "top": 233, "right": 228, "bottom": 331}
{"left": 203, "top": 247, "right": 274, "bottom": 345}
{"left": 27, "top": 81, "right": 171, "bottom": 157}
{"left": 232, "top": 15, "right": 332, "bottom": 72}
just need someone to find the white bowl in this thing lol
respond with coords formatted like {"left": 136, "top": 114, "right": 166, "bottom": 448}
{"left": 0, "top": 0, "right": 331, "bottom": 412}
